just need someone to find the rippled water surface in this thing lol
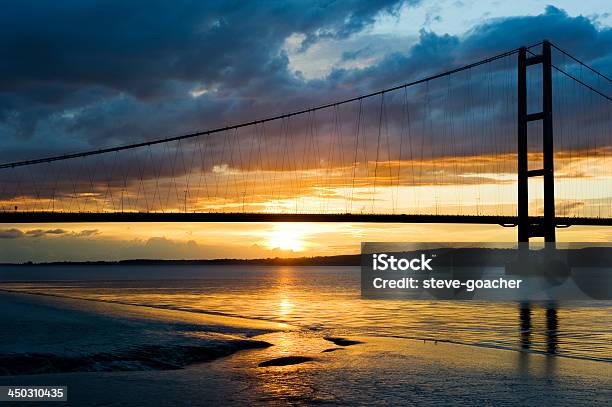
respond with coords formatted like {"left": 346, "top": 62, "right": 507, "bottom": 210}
{"left": 1, "top": 265, "right": 610, "bottom": 361}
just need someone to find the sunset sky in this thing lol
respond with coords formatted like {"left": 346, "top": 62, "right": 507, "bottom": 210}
{"left": 0, "top": 1, "right": 610, "bottom": 262}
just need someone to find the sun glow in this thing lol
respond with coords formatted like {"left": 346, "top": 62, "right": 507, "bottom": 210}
{"left": 265, "top": 223, "right": 308, "bottom": 252}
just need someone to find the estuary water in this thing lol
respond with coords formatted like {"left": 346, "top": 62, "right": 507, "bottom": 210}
{"left": 0, "top": 265, "right": 610, "bottom": 362}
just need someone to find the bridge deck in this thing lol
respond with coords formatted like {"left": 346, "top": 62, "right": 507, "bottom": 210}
{"left": 0, "top": 212, "right": 610, "bottom": 226}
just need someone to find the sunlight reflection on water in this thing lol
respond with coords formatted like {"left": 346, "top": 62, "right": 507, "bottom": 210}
{"left": 1, "top": 265, "right": 610, "bottom": 361}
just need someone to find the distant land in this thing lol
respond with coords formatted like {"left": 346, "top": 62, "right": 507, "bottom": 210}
{"left": 0, "top": 254, "right": 362, "bottom": 267}
{"left": 2, "top": 246, "right": 611, "bottom": 267}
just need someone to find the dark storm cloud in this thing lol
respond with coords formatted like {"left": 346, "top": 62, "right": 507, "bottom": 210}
{"left": 461, "top": 6, "right": 612, "bottom": 62}
{"left": 0, "top": 0, "right": 411, "bottom": 97}
{"left": 297, "top": 0, "right": 410, "bottom": 51}
{"left": 327, "top": 6, "right": 611, "bottom": 91}
{"left": 0, "top": 3, "right": 610, "bottom": 202}
{"left": 327, "top": 30, "right": 461, "bottom": 90}
{"left": 0, "top": 0, "right": 413, "bottom": 157}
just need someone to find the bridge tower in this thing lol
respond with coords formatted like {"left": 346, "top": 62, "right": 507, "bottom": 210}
{"left": 517, "top": 40, "right": 555, "bottom": 242}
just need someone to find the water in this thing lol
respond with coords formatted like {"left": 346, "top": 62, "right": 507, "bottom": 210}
{"left": 0, "top": 265, "right": 610, "bottom": 362}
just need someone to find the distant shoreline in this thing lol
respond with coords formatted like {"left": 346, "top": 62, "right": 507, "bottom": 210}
{"left": 2, "top": 246, "right": 612, "bottom": 267}
{"left": 0, "top": 254, "right": 362, "bottom": 267}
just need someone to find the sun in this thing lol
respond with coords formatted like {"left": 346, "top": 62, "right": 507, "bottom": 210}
{"left": 265, "top": 223, "right": 307, "bottom": 252}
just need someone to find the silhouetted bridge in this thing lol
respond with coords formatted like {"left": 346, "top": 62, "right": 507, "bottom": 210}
{"left": 2, "top": 212, "right": 611, "bottom": 227}
{"left": 1, "top": 41, "right": 610, "bottom": 242}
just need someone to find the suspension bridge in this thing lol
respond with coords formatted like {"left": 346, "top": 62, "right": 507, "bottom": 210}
{"left": 0, "top": 41, "right": 610, "bottom": 242}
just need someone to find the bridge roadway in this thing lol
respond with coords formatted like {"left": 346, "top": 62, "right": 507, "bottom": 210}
{"left": 0, "top": 212, "right": 611, "bottom": 227}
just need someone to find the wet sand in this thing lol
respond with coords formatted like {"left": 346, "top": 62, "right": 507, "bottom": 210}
{"left": 0, "top": 291, "right": 609, "bottom": 406}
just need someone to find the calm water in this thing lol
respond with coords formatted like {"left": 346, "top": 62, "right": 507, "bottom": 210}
{"left": 0, "top": 265, "right": 610, "bottom": 362}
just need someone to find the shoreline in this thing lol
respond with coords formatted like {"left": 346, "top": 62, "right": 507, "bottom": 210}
{"left": 0, "top": 254, "right": 362, "bottom": 267}
{"left": 0, "top": 290, "right": 287, "bottom": 376}
{"left": 0, "top": 290, "right": 610, "bottom": 405}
